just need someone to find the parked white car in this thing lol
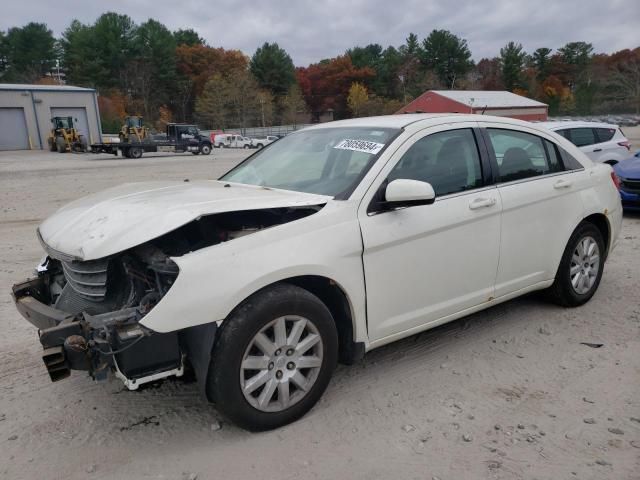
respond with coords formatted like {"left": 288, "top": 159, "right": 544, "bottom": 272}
{"left": 214, "top": 133, "right": 253, "bottom": 149}
{"left": 251, "top": 135, "right": 279, "bottom": 149}
{"left": 12, "top": 114, "right": 622, "bottom": 430}
{"left": 540, "top": 121, "right": 631, "bottom": 164}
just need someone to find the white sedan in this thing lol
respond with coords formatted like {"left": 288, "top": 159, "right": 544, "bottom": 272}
{"left": 12, "top": 114, "right": 622, "bottom": 430}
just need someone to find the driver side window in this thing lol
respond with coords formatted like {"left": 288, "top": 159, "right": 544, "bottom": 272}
{"left": 388, "top": 129, "right": 483, "bottom": 196}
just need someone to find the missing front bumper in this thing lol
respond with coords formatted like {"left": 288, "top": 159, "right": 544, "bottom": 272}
{"left": 11, "top": 274, "right": 183, "bottom": 386}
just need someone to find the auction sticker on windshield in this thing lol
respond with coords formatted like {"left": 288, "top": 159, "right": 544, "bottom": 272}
{"left": 334, "top": 139, "right": 385, "bottom": 155}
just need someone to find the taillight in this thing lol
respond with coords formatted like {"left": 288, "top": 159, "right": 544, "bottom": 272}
{"left": 618, "top": 140, "right": 631, "bottom": 151}
{"left": 611, "top": 171, "right": 621, "bottom": 190}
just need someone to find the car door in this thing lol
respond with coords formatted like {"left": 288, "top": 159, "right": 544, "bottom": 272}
{"left": 480, "top": 123, "right": 590, "bottom": 297}
{"left": 567, "top": 127, "right": 601, "bottom": 162}
{"left": 358, "top": 124, "right": 502, "bottom": 343}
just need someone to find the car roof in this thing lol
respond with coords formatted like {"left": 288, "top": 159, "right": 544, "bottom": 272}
{"left": 304, "top": 113, "right": 538, "bottom": 131}
{"left": 538, "top": 121, "right": 619, "bottom": 130}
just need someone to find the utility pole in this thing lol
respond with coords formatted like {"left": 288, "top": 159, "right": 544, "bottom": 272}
{"left": 399, "top": 74, "right": 407, "bottom": 105}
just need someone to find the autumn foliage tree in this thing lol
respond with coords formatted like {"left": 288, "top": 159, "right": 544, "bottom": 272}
{"left": 296, "top": 56, "right": 375, "bottom": 120}
{"left": 97, "top": 90, "right": 127, "bottom": 133}
{"left": 606, "top": 48, "right": 640, "bottom": 114}
{"left": 347, "top": 82, "right": 368, "bottom": 117}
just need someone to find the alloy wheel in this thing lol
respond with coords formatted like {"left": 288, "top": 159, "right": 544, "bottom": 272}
{"left": 570, "top": 236, "right": 600, "bottom": 294}
{"left": 240, "top": 315, "right": 323, "bottom": 412}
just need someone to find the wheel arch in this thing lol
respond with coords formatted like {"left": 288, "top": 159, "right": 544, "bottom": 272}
{"left": 283, "top": 275, "right": 365, "bottom": 365}
{"left": 582, "top": 212, "right": 611, "bottom": 259}
{"left": 220, "top": 275, "right": 364, "bottom": 366}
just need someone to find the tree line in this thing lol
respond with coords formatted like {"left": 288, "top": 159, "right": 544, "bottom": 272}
{"left": 1, "top": 13, "right": 638, "bottom": 133}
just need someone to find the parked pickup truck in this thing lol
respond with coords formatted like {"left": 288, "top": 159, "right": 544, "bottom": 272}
{"left": 251, "top": 135, "right": 279, "bottom": 149}
{"left": 214, "top": 134, "right": 253, "bottom": 149}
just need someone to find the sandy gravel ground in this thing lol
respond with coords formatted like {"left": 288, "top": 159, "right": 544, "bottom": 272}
{"left": 0, "top": 145, "right": 639, "bottom": 480}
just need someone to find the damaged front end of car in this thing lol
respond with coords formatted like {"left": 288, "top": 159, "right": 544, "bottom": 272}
{"left": 11, "top": 205, "right": 324, "bottom": 391}
{"left": 12, "top": 240, "right": 184, "bottom": 389}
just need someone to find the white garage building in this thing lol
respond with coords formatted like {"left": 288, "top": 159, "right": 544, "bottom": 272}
{"left": 0, "top": 84, "right": 102, "bottom": 151}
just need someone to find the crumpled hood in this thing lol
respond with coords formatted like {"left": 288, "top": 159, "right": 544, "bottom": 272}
{"left": 614, "top": 154, "right": 640, "bottom": 179}
{"left": 38, "top": 180, "right": 331, "bottom": 260}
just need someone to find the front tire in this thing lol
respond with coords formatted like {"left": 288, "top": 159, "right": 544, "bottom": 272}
{"left": 207, "top": 284, "right": 338, "bottom": 431}
{"left": 547, "top": 221, "right": 605, "bottom": 307}
{"left": 200, "top": 143, "right": 212, "bottom": 155}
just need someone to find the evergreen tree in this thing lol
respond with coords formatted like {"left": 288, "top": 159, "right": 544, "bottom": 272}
{"left": 420, "top": 30, "right": 473, "bottom": 88}
{"left": 499, "top": 41, "right": 527, "bottom": 91}
{"left": 250, "top": 42, "right": 295, "bottom": 95}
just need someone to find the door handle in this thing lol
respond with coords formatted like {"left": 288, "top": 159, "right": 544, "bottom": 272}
{"left": 553, "top": 179, "right": 573, "bottom": 189}
{"left": 469, "top": 197, "right": 496, "bottom": 210}
{"left": 593, "top": 148, "right": 602, "bottom": 152}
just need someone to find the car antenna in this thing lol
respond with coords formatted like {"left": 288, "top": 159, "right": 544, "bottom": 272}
{"left": 481, "top": 105, "right": 488, "bottom": 115}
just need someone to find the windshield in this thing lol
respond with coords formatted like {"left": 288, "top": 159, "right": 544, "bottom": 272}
{"left": 221, "top": 127, "right": 399, "bottom": 197}
{"left": 54, "top": 117, "right": 72, "bottom": 129}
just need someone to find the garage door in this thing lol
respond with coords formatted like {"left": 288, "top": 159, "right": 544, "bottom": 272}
{"left": 50, "top": 107, "right": 90, "bottom": 142}
{"left": 0, "top": 108, "right": 29, "bottom": 151}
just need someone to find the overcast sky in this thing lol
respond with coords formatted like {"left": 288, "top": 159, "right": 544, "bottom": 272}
{"left": 2, "top": 0, "right": 638, "bottom": 65}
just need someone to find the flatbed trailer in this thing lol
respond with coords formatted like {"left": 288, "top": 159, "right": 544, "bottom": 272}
{"left": 90, "top": 123, "right": 213, "bottom": 158}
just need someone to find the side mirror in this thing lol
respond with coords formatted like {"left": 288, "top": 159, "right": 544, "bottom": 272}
{"left": 384, "top": 179, "right": 435, "bottom": 209}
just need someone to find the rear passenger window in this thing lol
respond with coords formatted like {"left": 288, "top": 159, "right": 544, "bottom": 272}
{"left": 558, "top": 146, "right": 584, "bottom": 170}
{"left": 544, "top": 140, "right": 562, "bottom": 171}
{"left": 594, "top": 128, "right": 616, "bottom": 142}
{"left": 388, "top": 129, "right": 483, "bottom": 196}
{"left": 487, "top": 129, "right": 562, "bottom": 182}
{"left": 568, "top": 128, "right": 596, "bottom": 147}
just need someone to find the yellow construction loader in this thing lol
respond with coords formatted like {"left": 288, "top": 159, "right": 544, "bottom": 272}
{"left": 119, "top": 116, "right": 149, "bottom": 143}
{"left": 47, "top": 116, "right": 88, "bottom": 153}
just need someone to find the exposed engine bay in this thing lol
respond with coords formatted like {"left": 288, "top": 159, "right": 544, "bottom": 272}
{"left": 12, "top": 206, "right": 322, "bottom": 389}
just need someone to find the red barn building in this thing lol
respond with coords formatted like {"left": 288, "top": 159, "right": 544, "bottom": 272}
{"left": 396, "top": 90, "right": 548, "bottom": 121}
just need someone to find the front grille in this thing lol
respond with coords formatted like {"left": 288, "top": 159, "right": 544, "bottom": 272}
{"left": 621, "top": 179, "right": 640, "bottom": 194}
{"left": 61, "top": 259, "right": 109, "bottom": 301}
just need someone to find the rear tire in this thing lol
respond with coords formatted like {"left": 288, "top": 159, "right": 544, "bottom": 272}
{"left": 78, "top": 135, "right": 88, "bottom": 152}
{"left": 207, "top": 284, "right": 338, "bottom": 431}
{"left": 56, "top": 137, "right": 66, "bottom": 153}
{"left": 129, "top": 147, "right": 143, "bottom": 159}
{"left": 546, "top": 221, "right": 605, "bottom": 307}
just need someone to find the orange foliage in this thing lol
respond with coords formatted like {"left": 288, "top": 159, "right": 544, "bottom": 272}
{"left": 155, "top": 105, "right": 172, "bottom": 131}
{"left": 34, "top": 76, "right": 59, "bottom": 85}
{"left": 98, "top": 90, "right": 127, "bottom": 120}
{"left": 512, "top": 87, "right": 529, "bottom": 98}
{"left": 541, "top": 75, "right": 564, "bottom": 98}
{"left": 296, "top": 55, "right": 375, "bottom": 118}
{"left": 176, "top": 44, "right": 248, "bottom": 97}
